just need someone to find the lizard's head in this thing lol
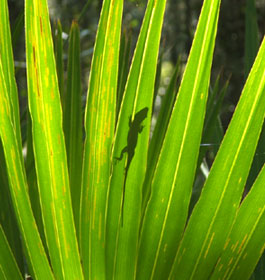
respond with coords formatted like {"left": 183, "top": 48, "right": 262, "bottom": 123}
{"left": 136, "top": 107, "right": 148, "bottom": 120}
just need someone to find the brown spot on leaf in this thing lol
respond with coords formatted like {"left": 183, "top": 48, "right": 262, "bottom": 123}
{"left": 33, "top": 46, "right": 36, "bottom": 62}
{"left": 33, "top": 46, "right": 41, "bottom": 97}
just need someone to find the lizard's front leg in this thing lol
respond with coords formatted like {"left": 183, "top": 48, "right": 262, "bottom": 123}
{"left": 139, "top": 125, "right": 144, "bottom": 133}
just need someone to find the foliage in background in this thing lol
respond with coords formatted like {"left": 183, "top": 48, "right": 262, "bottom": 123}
{"left": 1, "top": 0, "right": 265, "bottom": 279}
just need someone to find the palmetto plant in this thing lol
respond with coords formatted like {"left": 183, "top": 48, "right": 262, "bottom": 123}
{"left": 1, "top": 0, "right": 265, "bottom": 279}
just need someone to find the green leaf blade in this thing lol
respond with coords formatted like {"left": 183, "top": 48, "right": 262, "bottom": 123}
{"left": 142, "top": 60, "right": 180, "bottom": 210}
{"left": 171, "top": 35, "right": 265, "bottom": 280}
{"left": 0, "top": 225, "right": 23, "bottom": 280}
{"left": 0, "top": 60, "right": 54, "bottom": 280}
{"left": 117, "top": 28, "right": 132, "bottom": 117}
{"left": 211, "top": 165, "right": 265, "bottom": 279}
{"left": 64, "top": 20, "right": 83, "bottom": 238}
{"left": 0, "top": 0, "right": 22, "bottom": 156}
{"left": 244, "top": 0, "right": 259, "bottom": 77}
{"left": 0, "top": 141, "right": 24, "bottom": 274}
{"left": 54, "top": 20, "right": 65, "bottom": 109}
{"left": 106, "top": 0, "right": 167, "bottom": 278}
{"left": 137, "top": 0, "right": 221, "bottom": 279}
{"left": 79, "top": 0, "right": 123, "bottom": 278}
{"left": 25, "top": 0, "right": 83, "bottom": 278}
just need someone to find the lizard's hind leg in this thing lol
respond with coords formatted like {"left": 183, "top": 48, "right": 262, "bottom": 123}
{"left": 115, "top": 146, "right": 128, "bottom": 161}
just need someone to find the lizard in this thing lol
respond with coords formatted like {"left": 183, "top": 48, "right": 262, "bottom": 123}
{"left": 115, "top": 107, "right": 148, "bottom": 225}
